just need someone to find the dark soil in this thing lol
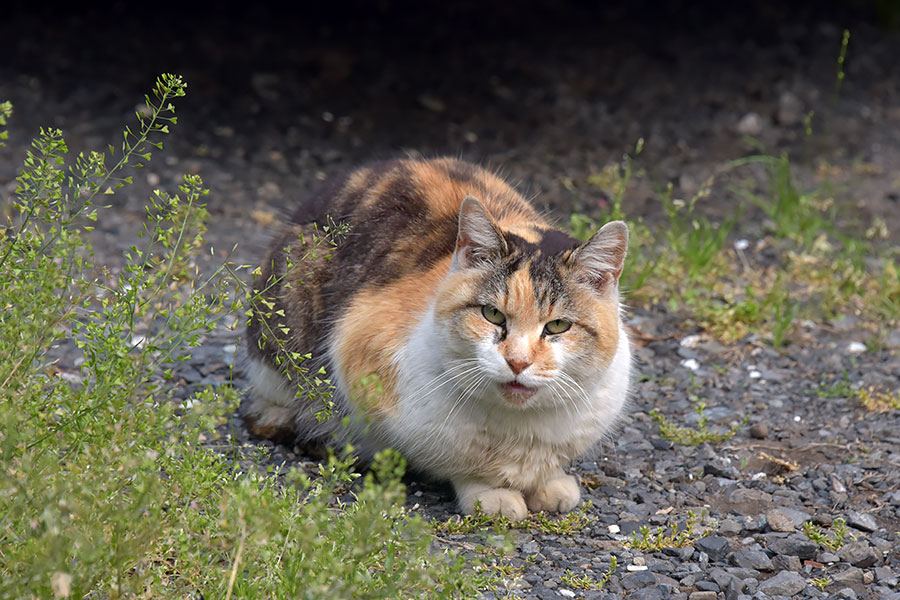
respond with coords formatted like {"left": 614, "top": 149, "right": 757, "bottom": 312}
{"left": 2, "top": 2, "right": 899, "bottom": 598}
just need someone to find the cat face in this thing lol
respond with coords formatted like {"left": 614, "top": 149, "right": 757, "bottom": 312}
{"left": 434, "top": 197, "right": 628, "bottom": 411}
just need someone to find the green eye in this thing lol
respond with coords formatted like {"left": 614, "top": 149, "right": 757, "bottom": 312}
{"left": 481, "top": 305, "right": 506, "bottom": 326}
{"left": 544, "top": 319, "right": 571, "bottom": 335}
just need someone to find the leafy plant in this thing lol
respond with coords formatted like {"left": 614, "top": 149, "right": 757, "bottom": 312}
{"left": 650, "top": 400, "right": 745, "bottom": 446}
{"left": 560, "top": 556, "right": 617, "bottom": 591}
{"left": 0, "top": 75, "right": 486, "bottom": 599}
{"left": 810, "top": 575, "right": 831, "bottom": 592}
{"left": 803, "top": 517, "right": 852, "bottom": 551}
{"left": 623, "top": 510, "right": 714, "bottom": 551}
{"left": 857, "top": 386, "right": 900, "bottom": 412}
{"left": 433, "top": 501, "right": 595, "bottom": 536}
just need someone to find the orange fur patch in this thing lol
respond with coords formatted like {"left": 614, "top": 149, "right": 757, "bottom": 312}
{"left": 571, "top": 286, "right": 620, "bottom": 363}
{"left": 335, "top": 257, "right": 453, "bottom": 416}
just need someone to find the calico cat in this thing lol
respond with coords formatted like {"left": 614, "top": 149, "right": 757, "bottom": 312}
{"left": 244, "top": 157, "right": 631, "bottom": 519}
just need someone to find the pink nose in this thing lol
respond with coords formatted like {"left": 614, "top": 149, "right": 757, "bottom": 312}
{"left": 506, "top": 358, "right": 531, "bottom": 375}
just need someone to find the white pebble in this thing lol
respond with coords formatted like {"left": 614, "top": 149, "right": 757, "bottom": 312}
{"left": 626, "top": 565, "right": 649, "bottom": 572}
{"left": 680, "top": 334, "right": 702, "bottom": 348}
{"left": 558, "top": 590, "right": 576, "bottom": 599}
{"left": 793, "top": 415, "right": 802, "bottom": 422}
{"left": 847, "top": 341, "right": 867, "bottom": 354}
{"left": 681, "top": 358, "right": 700, "bottom": 371}
{"left": 751, "top": 472, "right": 767, "bottom": 481}
{"left": 607, "top": 524, "right": 621, "bottom": 534}
{"left": 737, "top": 112, "right": 763, "bottom": 135}
{"left": 734, "top": 238, "right": 750, "bottom": 251}
{"left": 749, "top": 370, "right": 762, "bottom": 379}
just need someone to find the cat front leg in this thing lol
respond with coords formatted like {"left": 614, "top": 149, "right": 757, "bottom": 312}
{"left": 525, "top": 468, "right": 581, "bottom": 513}
{"left": 452, "top": 478, "right": 528, "bottom": 521}
{"left": 242, "top": 358, "right": 299, "bottom": 444}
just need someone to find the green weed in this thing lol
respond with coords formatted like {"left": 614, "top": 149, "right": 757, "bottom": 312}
{"left": 857, "top": 386, "right": 900, "bottom": 412}
{"left": 0, "top": 75, "right": 486, "bottom": 599}
{"left": 433, "top": 502, "right": 596, "bottom": 536}
{"left": 623, "top": 510, "right": 714, "bottom": 551}
{"left": 560, "top": 556, "right": 617, "bottom": 591}
{"left": 803, "top": 517, "right": 852, "bottom": 551}
{"left": 812, "top": 371, "right": 854, "bottom": 399}
{"left": 650, "top": 400, "right": 745, "bottom": 446}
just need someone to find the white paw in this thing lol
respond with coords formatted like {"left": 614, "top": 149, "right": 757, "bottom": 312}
{"left": 459, "top": 488, "right": 528, "bottom": 521}
{"left": 525, "top": 474, "right": 581, "bottom": 513}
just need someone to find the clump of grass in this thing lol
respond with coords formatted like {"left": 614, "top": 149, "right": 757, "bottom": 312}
{"left": 560, "top": 556, "right": 617, "bottom": 591}
{"left": 810, "top": 575, "right": 831, "bottom": 591}
{"left": 572, "top": 113, "right": 898, "bottom": 349}
{"left": 650, "top": 400, "right": 745, "bottom": 446}
{"left": 857, "top": 386, "right": 900, "bottom": 412}
{"left": 811, "top": 371, "right": 854, "bottom": 398}
{"left": 623, "top": 510, "right": 714, "bottom": 551}
{"left": 433, "top": 502, "right": 595, "bottom": 535}
{"left": 803, "top": 517, "right": 852, "bottom": 551}
{"left": 0, "top": 75, "right": 488, "bottom": 599}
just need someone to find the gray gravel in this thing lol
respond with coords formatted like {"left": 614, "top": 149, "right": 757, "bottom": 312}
{"left": 2, "top": 3, "right": 899, "bottom": 599}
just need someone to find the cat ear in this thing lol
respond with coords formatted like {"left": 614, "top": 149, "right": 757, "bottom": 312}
{"left": 451, "top": 196, "right": 508, "bottom": 270}
{"left": 570, "top": 220, "right": 628, "bottom": 293}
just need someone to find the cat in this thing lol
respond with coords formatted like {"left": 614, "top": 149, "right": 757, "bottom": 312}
{"left": 243, "top": 157, "right": 631, "bottom": 519}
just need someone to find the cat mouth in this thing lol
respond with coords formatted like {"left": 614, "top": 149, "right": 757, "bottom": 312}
{"left": 499, "top": 381, "right": 537, "bottom": 404}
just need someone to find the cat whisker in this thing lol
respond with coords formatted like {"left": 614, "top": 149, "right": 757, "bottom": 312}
{"left": 554, "top": 373, "right": 591, "bottom": 417}
{"left": 406, "top": 358, "right": 480, "bottom": 395}
{"left": 433, "top": 372, "right": 488, "bottom": 443}
{"left": 414, "top": 361, "right": 483, "bottom": 399}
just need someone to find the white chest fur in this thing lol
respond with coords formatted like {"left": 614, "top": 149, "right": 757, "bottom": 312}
{"left": 358, "top": 306, "right": 631, "bottom": 490}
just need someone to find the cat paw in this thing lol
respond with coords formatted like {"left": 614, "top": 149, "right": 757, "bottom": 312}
{"left": 459, "top": 488, "right": 528, "bottom": 521}
{"left": 240, "top": 397, "right": 298, "bottom": 445}
{"left": 525, "top": 474, "right": 581, "bottom": 513}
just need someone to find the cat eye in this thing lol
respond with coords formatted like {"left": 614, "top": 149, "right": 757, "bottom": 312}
{"left": 544, "top": 319, "right": 571, "bottom": 335}
{"left": 481, "top": 305, "right": 506, "bottom": 326}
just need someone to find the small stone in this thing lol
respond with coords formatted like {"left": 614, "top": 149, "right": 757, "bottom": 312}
{"left": 831, "top": 567, "right": 864, "bottom": 584}
{"left": 874, "top": 567, "right": 898, "bottom": 587}
{"left": 695, "top": 536, "right": 731, "bottom": 562}
{"left": 845, "top": 510, "right": 878, "bottom": 532}
{"left": 766, "top": 509, "right": 795, "bottom": 532}
{"left": 776, "top": 91, "right": 804, "bottom": 126}
{"left": 731, "top": 548, "right": 774, "bottom": 571}
{"left": 521, "top": 541, "right": 540, "bottom": 554}
{"left": 558, "top": 589, "right": 575, "bottom": 598}
{"left": 749, "top": 422, "right": 768, "bottom": 439}
{"left": 836, "top": 588, "right": 858, "bottom": 599}
{"left": 772, "top": 555, "right": 802, "bottom": 572}
{"left": 727, "top": 488, "right": 772, "bottom": 505}
{"left": 776, "top": 508, "right": 811, "bottom": 528}
{"left": 709, "top": 568, "right": 742, "bottom": 593}
{"left": 757, "top": 571, "right": 807, "bottom": 596}
{"left": 838, "top": 541, "right": 878, "bottom": 568}
{"left": 623, "top": 570, "right": 658, "bottom": 589}
{"left": 695, "top": 581, "right": 719, "bottom": 592}
{"left": 846, "top": 341, "right": 867, "bottom": 354}
{"left": 719, "top": 519, "right": 743, "bottom": 536}
{"left": 689, "top": 592, "right": 718, "bottom": 600}
{"left": 737, "top": 112, "right": 763, "bottom": 135}
{"left": 766, "top": 535, "right": 818, "bottom": 559}
{"left": 630, "top": 587, "right": 666, "bottom": 600}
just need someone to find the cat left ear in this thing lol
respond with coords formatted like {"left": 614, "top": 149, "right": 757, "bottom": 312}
{"left": 570, "top": 220, "right": 628, "bottom": 294}
{"left": 451, "top": 196, "right": 508, "bottom": 270}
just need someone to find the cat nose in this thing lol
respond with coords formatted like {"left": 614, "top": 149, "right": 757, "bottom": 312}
{"left": 506, "top": 358, "right": 531, "bottom": 375}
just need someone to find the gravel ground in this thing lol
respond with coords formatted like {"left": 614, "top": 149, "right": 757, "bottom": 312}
{"left": 2, "top": 2, "right": 899, "bottom": 598}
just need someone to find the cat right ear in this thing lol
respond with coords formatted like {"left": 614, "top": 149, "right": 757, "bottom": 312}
{"left": 570, "top": 220, "right": 628, "bottom": 294}
{"left": 451, "top": 196, "right": 508, "bottom": 270}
